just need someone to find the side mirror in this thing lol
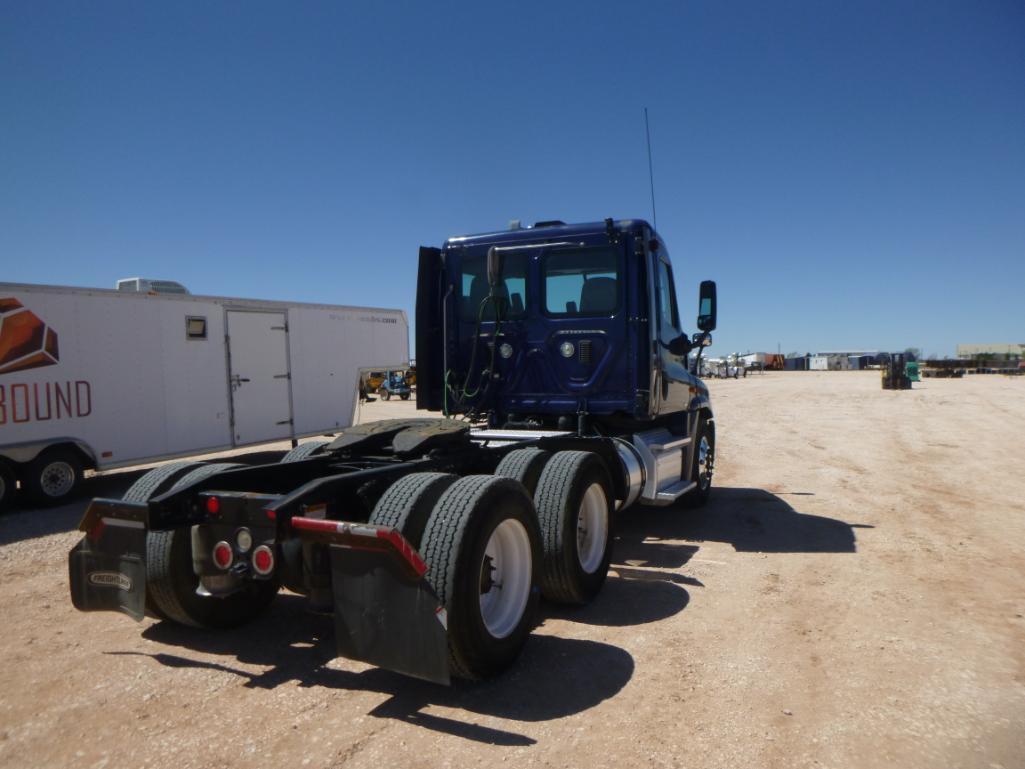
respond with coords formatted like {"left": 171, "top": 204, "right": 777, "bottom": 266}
{"left": 487, "top": 246, "right": 503, "bottom": 288}
{"left": 697, "top": 280, "right": 717, "bottom": 332}
{"left": 692, "top": 333, "right": 712, "bottom": 347}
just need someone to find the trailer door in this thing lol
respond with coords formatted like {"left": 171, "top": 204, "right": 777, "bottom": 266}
{"left": 226, "top": 310, "right": 293, "bottom": 445}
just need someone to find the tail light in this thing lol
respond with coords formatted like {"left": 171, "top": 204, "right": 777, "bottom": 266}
{"left": 212, "top": 541, "right": 233, "bottom": 570}
{"left": 252, "top": 545, "right": 275, "bottom": 576}
{"left": 205, "top": 496, "right": 221, "bottom": 515}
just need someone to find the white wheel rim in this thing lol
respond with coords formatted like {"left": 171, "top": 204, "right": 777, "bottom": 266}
{"left": 479, "top": 518, "right": 532, "bottom": 639}
{"left": 40, "top": 461, "right": 75, "bottom": 498}
{"left": 576, "top": 483, "right": 609, "bottom": 574}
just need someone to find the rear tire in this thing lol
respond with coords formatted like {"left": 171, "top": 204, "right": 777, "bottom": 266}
{"left": 400, "top": 393, "right": 410, "bottom": 401}
{"left": 494, "top": 448, "right": 551, "bottom": 496}
{"left": 146, "top": 463, "right": 278, "bottom": 628}
{"left": 122, "top": 462, "right": 203, "bottom": 619}
{"left": 368, "top": 472, "right": 459, "bottom": 548}
{"left": 419, "top": 475, "right": 541, "bottom": 680}
{"left": 533, "top": 451, "right": 614, "bottom": 604}
{"left": 280, "top": 441, "right": 329, "bottom": 463}
{"left": 24, "top": 447, "right": 83, "bottom": 506}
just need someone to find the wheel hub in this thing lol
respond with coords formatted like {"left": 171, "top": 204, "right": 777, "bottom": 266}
{"left": 478, "top": 518, "right": 532, "bottom": 639}
{"left": 40, "top": 461, "right": 75, "bottom": 498}
{"left": 576, "top": 483, "right": 608, "bottom": 574}
{"left": 697, "top": 435, "right": 714, "bottom": 490}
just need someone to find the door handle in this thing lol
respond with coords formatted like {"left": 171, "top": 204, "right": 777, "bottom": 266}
{"left": 230, "top": 374, "right": 251, "bottom": 389}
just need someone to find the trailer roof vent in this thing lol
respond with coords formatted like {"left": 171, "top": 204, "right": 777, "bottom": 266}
{"left": 533, "top": 220, "right": 566, "bottom": 228}
{"left": 116, "top": 278, "right": 190, "bottom": 295}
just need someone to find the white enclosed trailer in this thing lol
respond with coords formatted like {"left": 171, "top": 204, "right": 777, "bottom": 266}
{"left": 0, "top": 283, "right": 407, "bottom": 508}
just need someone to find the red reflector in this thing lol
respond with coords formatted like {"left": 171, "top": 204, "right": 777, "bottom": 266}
{"left": 212, "top": 541, "right": 233, "bottom": 570}
{"left": 252, "top": 545, "right": 274, "bottom": 575}
{"left": 265, "top": 508, "right": 276, "bottom": 521}
{"left": 206, "top": 496, "right": 221, "bottom": 515}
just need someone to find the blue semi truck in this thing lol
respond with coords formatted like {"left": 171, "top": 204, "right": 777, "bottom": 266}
{"left": 69, "top": 218, "right": 717, "bottom": 684}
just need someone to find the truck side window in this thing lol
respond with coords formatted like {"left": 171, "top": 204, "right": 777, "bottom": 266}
{"left": 544, "top": 248, "right": 619, "bottom": 316}
{"left": 657, "top": 260, "right": 680, "bottom": 340}
{"left": 460, "top": 253, "right": 528, "bottom": 322}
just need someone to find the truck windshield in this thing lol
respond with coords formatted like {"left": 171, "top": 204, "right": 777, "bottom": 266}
{"left": 543, "top": 247, "right": 620, "bottom": 316}
{"left": 460, "top": 252, "right": 528, "bottom": 322}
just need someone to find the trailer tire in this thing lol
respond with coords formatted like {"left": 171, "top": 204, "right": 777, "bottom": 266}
{"left": 147, "top": 463, "right": 277, "bottom": 628}
{"left": 494, "top": 448, "right": 551, "bottom": 497}
{"left": 24, "top": 447, "right": 83, "bottom": 507}
{"left": 0, "top": 459, "right": 17, "bottom": 514}
{"left": 683, "top": 418, "right": 715, "bottom": 508}
{"left": 420, "top": 475, "right": 541, "bottom": 680}
{"left": 369, "top": 472, "right": 459, "bottom": 548}
{"left": 279, "top": 441, "right": 329, "bottom": 463}
{"left": 533, "top": 451, "right": 614, "bottom": 604}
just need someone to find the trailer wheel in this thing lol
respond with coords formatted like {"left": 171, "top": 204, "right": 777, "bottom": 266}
{"left": 380, "top": 389, "right": 391, "bottom": 401}
{"left": 420, "top": 475, "right": 541, "bottom": 680}
{"left": 0, "top": 459, "right": 17, "bottom": 514}
{"left": 494, "top": 448, "right": 551, "bottom": 497}
{"left": 683, "top": 418, "right": 715, "bottom": 508}
{"left": 279, "top": 440, "right": 329, "bottom": 463}
{"left": 368, "top": 472, "right": 458, "bottom": 548}
{"left": 147, "top": 463, "right": 278, "bottom": 628}
{"left": 533, "top": 451, "right": 614, "bottom": 604}
{"left": 24, "top": 447, "right": 83, "bottom": 506}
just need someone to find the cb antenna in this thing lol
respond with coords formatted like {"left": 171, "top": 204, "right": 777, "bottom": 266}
{"left": 644, "top": 107, "right": 657, "bottom": 231}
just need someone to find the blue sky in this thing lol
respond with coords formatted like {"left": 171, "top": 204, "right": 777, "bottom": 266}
{"left": 2, "top": 1, "right": 1022, "bottom": 358}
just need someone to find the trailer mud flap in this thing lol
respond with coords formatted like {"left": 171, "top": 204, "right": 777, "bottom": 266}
{"left": 330, "top": 547, "right": 450, "bottom": 685}
{"left": 291, "top": 517, "right": 449, "bottom": 685}
{"left": 68, "top": 499, "right": 148, "bottom": 621}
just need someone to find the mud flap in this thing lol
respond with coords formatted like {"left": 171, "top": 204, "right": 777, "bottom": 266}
{"left": 291, "top": 516, "right": 450, "bottom": 685}
{"left": 330, "top": 547, "right": 450, "bottom": 685}
{"left": 68, "top": 499, "right": 148, "bottom": 621}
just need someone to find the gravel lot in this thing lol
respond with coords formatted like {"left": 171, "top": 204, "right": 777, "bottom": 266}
{"left": 1, "top": 372, "right": 1023, "bottom": 769}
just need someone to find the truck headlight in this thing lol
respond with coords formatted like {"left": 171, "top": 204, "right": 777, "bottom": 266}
{"left": 560, "top": 341, "right": 575, "bottom": 358}
{"left": 499, "top": 343, "right": 513, "bottom": 359}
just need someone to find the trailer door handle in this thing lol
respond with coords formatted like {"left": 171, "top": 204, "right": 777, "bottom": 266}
{"left": 230, "top": 374, "right": 251, "bottom": 389}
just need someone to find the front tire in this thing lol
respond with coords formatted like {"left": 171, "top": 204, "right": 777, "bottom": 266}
{"left": 533, "top": 451, "right": 614, "bottom": 604}
{"left": 683, "top": 418, "right": 715, "bottom": 508}
{"left": 419, "top": 475, "right": 541, "bottom": 680}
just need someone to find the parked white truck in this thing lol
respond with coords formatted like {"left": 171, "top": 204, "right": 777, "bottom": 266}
{"left": 0, "top": 282, "right": 408, "bottom": 510}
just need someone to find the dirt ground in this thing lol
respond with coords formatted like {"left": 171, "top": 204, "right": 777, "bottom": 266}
{"left": 1, "top": 372, "right": 1023, "bottom": 769}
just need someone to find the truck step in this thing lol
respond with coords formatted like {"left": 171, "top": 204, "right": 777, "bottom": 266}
{"left": 654, "top": 480, "right": 697, "bottom": 505}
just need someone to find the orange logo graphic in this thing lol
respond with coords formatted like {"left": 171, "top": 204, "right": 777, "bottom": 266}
{"left": 0, "top": 298, "right": 60, "bottom": 375}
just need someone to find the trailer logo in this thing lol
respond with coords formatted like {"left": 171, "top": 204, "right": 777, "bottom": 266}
{"left": 0, "top": 298, "right": 60, "bottom": 375}
{"left": 88, "top": 572, "right": 133, "bottom": 592}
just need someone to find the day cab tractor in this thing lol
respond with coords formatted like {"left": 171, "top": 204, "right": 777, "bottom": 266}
{"left": 69, "top": 218, "right": 718, "bottom": 684}
{"left": 378, "top": 371, "right": 411, "bottom": 401}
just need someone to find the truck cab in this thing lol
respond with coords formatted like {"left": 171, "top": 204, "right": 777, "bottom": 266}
{"left": 416, "top": 218, "right": 716, "bottom": 433}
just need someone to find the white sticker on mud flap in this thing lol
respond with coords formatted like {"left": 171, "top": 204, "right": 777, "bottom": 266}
{"left": 435, "top": 607, "right": 448, "bottom": 631}
{"left": 88, "top": 572, "right": 133, "bottom": 592}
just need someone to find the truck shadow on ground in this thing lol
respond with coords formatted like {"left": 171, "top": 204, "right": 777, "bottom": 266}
{"left": 546, "top": 486, "right": 866, "bottom": 629}
{"left": 132, "top": 594, "right": 633, "bottom": 746}
{"left": 618, "top": 486, "right": 866, "bottom": 558}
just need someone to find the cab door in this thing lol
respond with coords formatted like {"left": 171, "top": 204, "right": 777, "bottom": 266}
{"left": 653, "top": 256, "right": 692, "bottom": 415}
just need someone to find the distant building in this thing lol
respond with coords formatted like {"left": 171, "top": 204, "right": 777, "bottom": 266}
{"left": 956, "top": 343, "right": 1024, "bottom": 359}
{"left": 809, "top": 354, "right": 851, "bottom": 371}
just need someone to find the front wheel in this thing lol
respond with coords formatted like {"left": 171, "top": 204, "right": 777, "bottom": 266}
{"left": 683, "top": 418, "right": 715, "bottom": 508}
{"left": 419, "top": 475, "right": 541, "bottom": 680}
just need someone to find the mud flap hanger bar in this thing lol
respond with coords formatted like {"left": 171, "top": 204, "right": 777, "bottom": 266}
{"left": 290, "top": 517, "right": 451, "bottom": 685}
